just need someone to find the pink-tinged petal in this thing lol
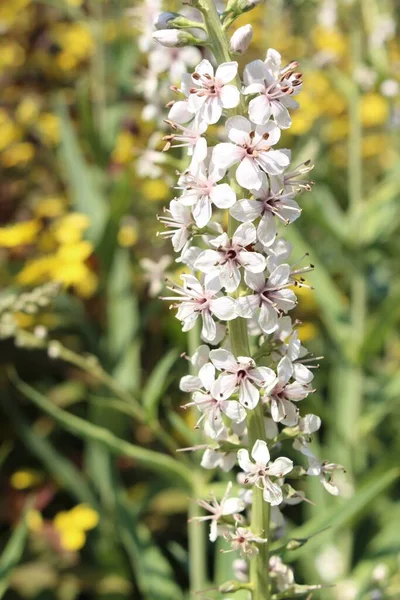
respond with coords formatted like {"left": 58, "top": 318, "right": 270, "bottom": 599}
{"left": 172, "top": 228, "right": 189, "bottom": 252}
{"left": 277, "top": 356, "right": 293, "bottom": 385}
{"left": 201, "top": 311, "right": 216, "bottom": 343}
{"left": 273, "top": 289, "right": 297, "bottom": 312}
{"left": 191, "top": 137, "right": 208, "bottom": 168}
{"left": 268, "top": 457, "right": 293, "bottom": 477}
{"left": 243, "top": 59, "right": 267, "bottom": 85}
{"left": 209, "top": 349, "right": 237, "bottom": 371}
{"left": 257, "top": 149, "right": 290, "bottom": 175}
{"left": 192, "top": 194, "right": 212, "bottom": 227}
{"left": 188, "top": 92, "right": 208, "bottom": 114}
{"left": 213, "top": 143, "right": 245, "bottom": 170}
{"left": 222, "top": 497, "right": 245, "bottom": 515}
{"left": 251, "top": 439, "right": 270, "bottom": 465}
{"left": 219, "top": 84, "right": 240, "bottom": 109}
{"left": 243, "top": 82, "right": 265, "bottom": 95}
{"left": 194, "top": 249, "right": 221, "bottom": 272}
{"left": 195, "top": 58, "right": 214, "bottom": 77}
{"left": 239, "top": 250, "right": 266, "bottom": 273}
{"left": 212, "top": 373, "right": 238, "bottom": 400}
{"left": 215, "top": 61, "right": 238, "bottom": 84}
{"left": 237, "top": 448, "right": 254, "bottom": 473}
{"left": 280, "top": 198, "right": 301, "bottom": 224}
{"left": 265, "top": 48, "right": 282, "bottom": 76}
{"left": 244, "top": 270, "right": 266, "bottom": 292}
{"left": 248, "top": 95, "right": 272, "bottom": 126}
{"left": 285, "top": 381, "right": 311, "bottom": 401}
{"left": 179, "top": 375, "right": 201, "bottom": 392}
{"left": 271, "top": 100, "right": 292, "bottom": 129}
{"left": 233, "top": 221, "right": 257, "bottom": 246}
{"left": 210, "top": 296, "right": 237, "bottom": 321}
{"left": 226, "top": 115, "right": 252, "bottom": 144}
{"left": 203, "top": 96, "right": 223, "bottom": 125}
{"left": 168, "top": 100, "right": 192, "bottom": 123}
{"left": 281, "top": 399, "right": 299, "bottom": 426}
{"left": 236, "top": 157, "right": 262, "bottom": 190}
{"left": 239, "top": 379, "right": 259, "bottom": 409}
{"left": 263, "top": 479, "right": 283, "bottom": 506}
{"left": 257, "top": 212, "right": 276, "bottom": 247}
{"left": 293, "top": 363, "right": 314, "bottom": 384}
{"left": 230, "top": 198, "right": 262, "bottom": 222}
{"left": 181, "top": 273, "right": 204, "bottom": 296}
{"left": 181, "top": 73, "right": 194, "bottom": 97}
{"left": 210, "top": 183, "right": 236, "bottom": 209}
{"left": 268, "top": 264, "right": 291, "bottom": 287}
{"left": 180, "top": 310, "right": 199, "bottom": 332}
{"left": 236, "top": 294, "right": 259, "bottom": 318}
{"left": 258, "top": 302, "right": 278, "bottom": 334}
{"left": 256, "top": 121, "right": 281, "bottom": 145}
{"left": 221, "top": 262, "right": 241, "bottom": 292}
{"left": 251, "top": 366, "right": 277, "bottom": 390}
{"left": 223, "top": 400, "right": 246, "bottom": 422}
{"left": 198, "top": 362, "right": 215, "bottom": 391}
{"left": 270, "top": 397, "right": 285, "bottom": 423}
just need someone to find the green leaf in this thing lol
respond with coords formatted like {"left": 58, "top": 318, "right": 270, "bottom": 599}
{"left": 57, "top": 98, "right": 109, "bottom": 245}
{"left": 143, "top": 350, "right": 179, "bottom": 420}
{"left": 12, "top": 372, "right": 193, "bottom": 491}
{"left": 3, "top": 395, "right": 97, "bottom": 507}
{"left": 0, "top": 501, "right": 32, "bottom": 599}
{"left": 115, "top": 494, "right": 184, "bottom": 600}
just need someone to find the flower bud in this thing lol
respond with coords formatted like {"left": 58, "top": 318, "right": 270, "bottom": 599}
{"left": 226, "top": 0, "right": 265, "bottom": 17}
{"left": 152, "top": 29, "right": 201, "bottom": 48}
{"left": 153, "top": 12, "right": 181, "bottom": 30}
{"left": 229, "top": 24, "right": 253, "bottom": 54}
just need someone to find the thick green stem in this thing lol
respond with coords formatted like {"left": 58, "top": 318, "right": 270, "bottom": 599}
{"left": 198, "top": 1, "right": 271, "bottom": 595}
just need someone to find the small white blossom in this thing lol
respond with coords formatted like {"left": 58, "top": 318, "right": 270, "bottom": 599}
{"left": 224, "top": 526, "right": 267, "bottom": 556}
{"left": 201, "top": 447, "right": 237, "bottom": 472}
{"left": 158, "top": 199, "right": 193, "bottom": 252}
{"left": 161, "top": 274, "right": 237, "bottom": 343}
{"left": 210, "top": 349, "right": 276, "bottom": 409}
{"left": 230, "top": 24, "right": 253, "bottom": 55}
{"left": 140, "top": 255, "right": 172, "bottom": 297}
{"left": 162, "top": 118, "right": 208, "bottom": 171}
{"left": 194, "top": 222, "right": 266, "bottom": 292}
{"left": 269, "top": 556, "right": 295, "bottom": 591}
{"left": 243, "top": 49, "right": 302, "bottom": 128}
{"left": 238, "top": 439, "right": 293, "bottom": 505}
{"left": 182, "top": 59, "right": 240, "bottom": 124}
{"left": 213, "top": 116, "right": 290, "bottom": 190}
{"left": 191, "top": 482, "right": 245, "bottom": 541}
{"left": 268, "top": 356, "right": 313, "bottom": 426}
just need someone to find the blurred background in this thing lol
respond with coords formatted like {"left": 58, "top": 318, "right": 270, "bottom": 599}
{"left": 0, "top": 0, "right": 399, "bottom": 599}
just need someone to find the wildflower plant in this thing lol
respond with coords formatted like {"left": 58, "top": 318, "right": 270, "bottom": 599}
{"left": 155, "top": 0, "right": 342, "bottom": 596}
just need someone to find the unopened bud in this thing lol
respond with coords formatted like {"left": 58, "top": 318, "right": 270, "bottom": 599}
{"left": 226, "top": 0, "right": 265, "bottom": 18}
{"left": 230, "top": 24, "right": 253, "bottom": 54}
{"left": 153, "top": 29, "right": 202, "bottom": 48}
{"left": 153, "top": 12, "right": 181, "bottom": 30}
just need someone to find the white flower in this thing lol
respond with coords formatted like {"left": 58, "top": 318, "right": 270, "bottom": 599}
{"left": 182, "top": 59, "right": 240, "bottom": 124}
{"left": 268, "top": 356, "right": 312, "bottom": 426}
{"left": 210, "top": 349, "right": 276, "bottom": 409}
{"left": 149, "top": 45, "right": 201, "bottom": 82}
{"left": 224, "top": 526, "right": 267, "bottom": 556}
{"left": 230, "top": 24, "right": 253, "bottom": 55}
{"left": 230, "top": 172, "right": 301, "bottom": 248}
{"left": 140, "top": 255, "right": 172, "bottom": 297}
{"left": 161, "top": 274, "right": 237, "bottom": 343}
{"left": 180, "top": 362, "right": 246, "bottom": 437}
{"left": 269, "top": 556, "right": 295, "bottom": 591}
{"left": 194, "top": 222, "right": 266, "bottom": 293}
{"left": 213, "top": 116, "right": 290, "bottom": 190}
{"left": 243, "top": 50, "right": 302, "bottom": 128}
{"left": 236, "top": 266, "right": 297, "bottom": 334}
{"left": 294, "top": 438, "right": 343, "bottom": 496}
{"left": 163, "top": 118, "right": 208, "bottom": 171}
{"left": 192, "top": 482, "right": 245, "bottom": 541}
{"left": 158, "top": 199, "right": 193, "bottom": 252}
{"left": 177, "top": 158, "right": 236, "bottom": 227}
{"left": 201, "top": 447, "right": 236, "bottom": 472}
{"left": 237, "top": 439, "right": 293, "bottom": 505}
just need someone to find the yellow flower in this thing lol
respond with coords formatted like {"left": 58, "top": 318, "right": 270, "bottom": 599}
{"left": 362, "top": 134, "right": 387, "bottom": 159}
{"left": 118, "top": 224, "right": 138, "bottom": 247}
{"left": 0, "top": 0, "right": 31, "bottom": 30}
{"left": 52, "top": 213, "right": 90, "bottom": 245}
{"left": 0, "top": 220, "right": 40, "bottom": 248}
{"left": 27, "top": 510, "right": 43, "bottom": 532}
{"left": 68, "top": 504, "right": 100, "bottom": 531}
{"left": 0, "top": 111, "right": 22, "bottom": 151}
{"left": 1, "top": 142, "right": 35, "bottom": 167}
{"left": 52, "top": 23, "right": 94, "bottom": 69}
{"left": 141, "top": 179, "right": 169, "bottom": 202}
{"left": 361, "top": 94, "right": 389, "bottom": 127}
{"left": 16, "top": 98, "right": 40, "bottom": 125}
{"left": 298, "top": 322, "right": 318, "bottom": 342}
{"left": 312, "top": 26, "right": 347, "bottom": 59}
{"left": 0, "top": 42, "right": 25, "bottom": 72}
{"left": 10, "top": 469, "right": 42, "bottom": 490}
{"left": 66, "top": 0, "right": 83, "bottom": 5}
{"left": 59, "top": 529, "right": 86, "bottom": 552}
{"left": 34, "top": 197, "right": 66, "bottom": 219}
{"left": 36, "top": 113, "right": 60, "bottom": 145}
{"left": 112, "top": 131, "right": 135, "bottom": 164}
{"left": 17, "top": 256, "right": 56, "bottom": 285}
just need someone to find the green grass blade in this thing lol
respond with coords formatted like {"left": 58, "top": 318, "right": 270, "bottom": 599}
{"left": 0, "top": 500, "right": 33, "bottom": 598}
{"left": 143, "top": 349, "right": 179, "bottom": 420}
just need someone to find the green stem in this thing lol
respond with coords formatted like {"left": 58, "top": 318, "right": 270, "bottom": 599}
{"left": 199, "top": 1, "right": 271, "bottom": 596}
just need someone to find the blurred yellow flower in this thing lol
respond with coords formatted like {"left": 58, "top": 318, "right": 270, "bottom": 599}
{"left": 1, "top": 142, "right": 35, "bottom": 167}
{"left": 53, "top": 213, "right": 90, "bottom": 245}
{"left": 16, "top": 98, "right": 40, "bottom": 125}
{"left": 69, "top": 504, "right": 100, "bottom": 530}
{"left": 53, "top": 504, "right": 99, "bottom": 552}
{"left": 52, "top": 23, "right": 94, "bottom": 72}
{"left": 0, "top": 111, "right": 22, "bottom": 151}
{"left": 0, "top": 0, "right": 31, "bottom": 30}
{"left": 141, "top": 179, "right": 169, "bottom": 202}
{"left": 27, "top": 510, "right": 43, "bottom": 532}
{"left": 118, "top": 224, "right": 138, "bottom": 247}
{"left": 362, "top": 134, "right": 387, "bottom": 159}
{"left": 112, "top": 131, "right": 135, "bottom": 164}
{"left": 298, "top": 322, "right": 318, "bottom": 342}
{"left": 10, "top": 469, "right": 42, "bottom": 490}
{"left": 361, "top": 94, "right": 389, "bottom": 127}
{"left": 36, "top": 113, "right": 60, "bottom": 145}
{"left": 0, "top": 220, "right": 40, "bottom": 248}
{"left": 59, "top": 529, "right": 86, "bottom": 552}
{"left": 312, "top": 26, "right": 347, "bottom": 59}
{"left": 34, "top": 197, "right": 66, "bottom": 219}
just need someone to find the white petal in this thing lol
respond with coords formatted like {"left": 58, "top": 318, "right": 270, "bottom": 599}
{"left": 271, "top": 100, "right": 292, "bottom": 129}
{"left": 192, "top": 194, "right": 212, "bottom": 227}
{"left": 251, "top": 439, "right": 270, "bottom": 466}
{"left": 268, "top": 264, "right": 290, "bottom": 287}
{"left": 179, "top": 375, "right": 201, "bottom": 392}
{"left": 257, "top": 149, "right": 290, "bottom": 175}
{"left": 213, "top": 143, "right": 244, "bottom": 170}
{"left": 277, "top": 356, "right": 293, "bottom": 385}
{"left": 210, "top": 183, "right": 236, "bottom": 209}
{"left": 293, "top": 363, "right": 314, "bottom": 384}
{"left": 239, "top": 250, "right": 266, "bottom": 273}
{"left": 219, "top": 84, "right": 240, "bottom": 109}
{"left": 263, "top": 479, "right": 283, "bottom": 506}
{"left": 273, "top": 288, "right": 297, "bottom": 312}
{"left": 237, "top": 448, "right": 254, "bottom": 473}
{"left": 209, "top": 519, "right": 218, "bottom": 542}
{"left": 243, "top": 59, "right": 267, "bottom": 85}
{"left": 194, "top": 249, "right": 221, "bottom": 272}
{"left": 233, "top": 221, "right": 257, "bottom": 246}
{"left": 212, "top": 373, "right": 238, "bottom": 399}
{"left": 256, "top": 121, "right": 281, "bottom": 145}
{"left": 220, "top": 262, "right": 241, "bottom": 292}
{"left": 239, "top": 379, "right": 259, "bottom": 409}
{"left": 249, "top": 95, "right": 272, "bottom": 125}
{"left": 230, "top": 199, "right": 262, "bottom": 222}
{"left": 195, "top": 58, "right": 214, "bottom": 77}
{"left": 201, "top": 448, "right": 220, "bottom": 469}
{"left": 268, "top": 457, "right": 293, "bottom": 477}
{"left": 201, "top": 310, "right": 216, "bottom": 342}
{"left": 236, "top": 294, "right": 259, "bottom": 318}
{"left": 236, "top": 157, "right": 262, "bottom": 190}
{"left": 168, "top": 100, "right": 192, "bottom": 124}
{"left": 215, "top": 61, "right": 238, "bottom": 84}
{"left": 203, "top": 96, "right": 223, "bottom": 125}
{"left": 223, "top": 400, "right": 246, "bottom": 422}
{"left": 258, "top": 302, "right": 278, "bottom": 334}
{"left": 257, "top": 212, "right": 276, "bottom": 247}
{"left": 222, "top": 497, "right": 245, "bottom": 515}
{"left": 251, "top": 367, "right": 277, "bottom": 390}
{"left": 321, "top": 477, "right": 340, "bottom": 496}
{"left": 209, "top": 349, "right": 236, "bottom": 371}
{"left": 198, "top": 362, "right": 215, "bottom": 391}
{"left": 302, "top": 414, "right": 321, "bottom": 434}
{"left": 244, "top": 270, "right": 266, "bottom": 292}
{"left": 210, "top": 296, "right": 237, "bottom": 321}
{"left": 226, "top": 115, "right": 251, "bottom": 145}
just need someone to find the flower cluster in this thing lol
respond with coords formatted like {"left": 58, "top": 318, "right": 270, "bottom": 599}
{"left": 155, "top": 3, "right": 341, "bottom": 593}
